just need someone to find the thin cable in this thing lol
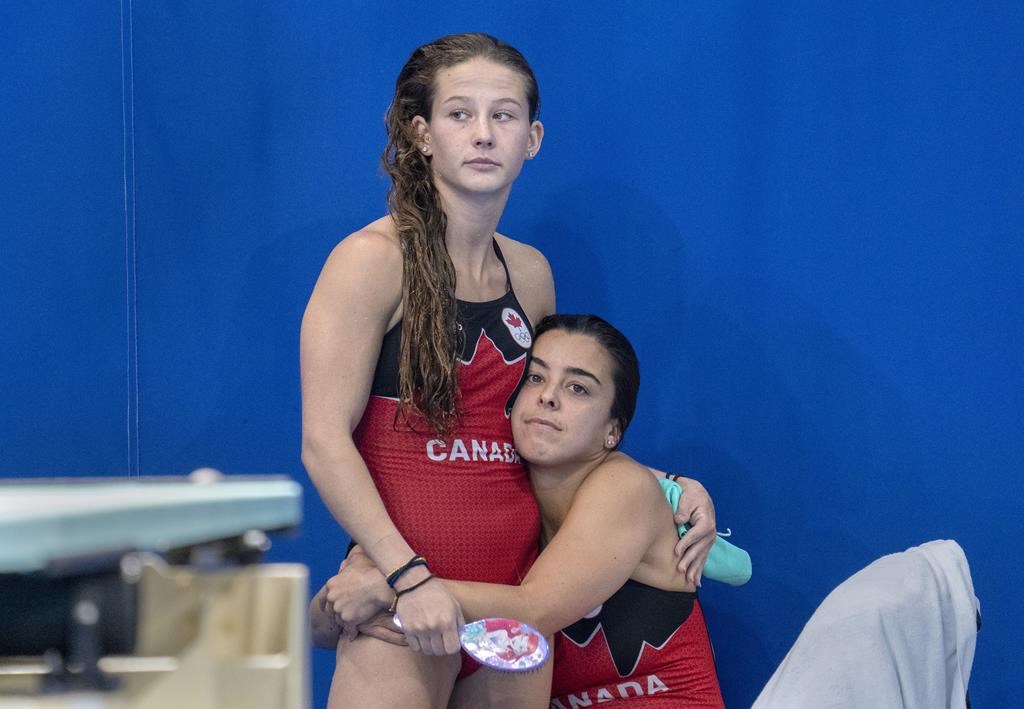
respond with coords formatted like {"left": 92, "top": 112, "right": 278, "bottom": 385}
{"left": 129, "top": 0, "right": 140, "bottom": 478}
{"left": 119, "top": 0, "right": 140, "bottom": 476}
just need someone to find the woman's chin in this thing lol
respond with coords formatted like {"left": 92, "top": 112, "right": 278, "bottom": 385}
{"left": 515, "top": 440, "right": 558, "bottom": 468}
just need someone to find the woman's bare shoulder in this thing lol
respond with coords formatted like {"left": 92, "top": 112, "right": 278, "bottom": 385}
{"left": 319, "top": 218, "right": 401, "bottom": 284}
{"left": 494, "top": 233, "right": 550, "bottom": 275}
{"left": 309, "top": 217, "right": 403, "bottom": 324}
{"left": 331, "top": 216, "right": 400, "bottom": 262}
{"left": 494, "top": 233, "right": 555, "bottom": 322}
{"left": 579, "top": 453, "right": 664, "bottom": 506}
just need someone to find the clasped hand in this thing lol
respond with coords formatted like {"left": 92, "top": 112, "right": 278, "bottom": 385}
{"left": 320, "top": 547, "right": 464, "bottom": 655}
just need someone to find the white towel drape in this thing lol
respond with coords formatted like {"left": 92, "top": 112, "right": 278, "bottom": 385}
{"left": 752, "top": 539, "right": 979, "bottom": 709}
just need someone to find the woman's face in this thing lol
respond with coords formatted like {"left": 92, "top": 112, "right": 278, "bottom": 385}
{"left": 512, "top": 330, "right": 620, "bottom": 469}
{"left": 414, "top": 58, "right": 543, "bottom": 200}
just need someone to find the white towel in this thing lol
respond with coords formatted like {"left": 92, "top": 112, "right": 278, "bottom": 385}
{"left": 752, "top": 539, "right": 979, "bottom": 709}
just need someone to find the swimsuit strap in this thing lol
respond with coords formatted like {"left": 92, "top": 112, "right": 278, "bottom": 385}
{"left": 492, "top": 238, "right": 512, "bottom": 294}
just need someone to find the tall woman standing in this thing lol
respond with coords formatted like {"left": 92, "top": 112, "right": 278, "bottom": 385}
{"left": 301, "top": 33, "right": 714, "bottom": 707}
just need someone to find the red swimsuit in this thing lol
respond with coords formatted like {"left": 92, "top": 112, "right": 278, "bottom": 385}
{"left": 352, "top": 242, "right": 540, "bottom": 675}
{"left": 551, "top": 582, "right": 724, "bottom": 707}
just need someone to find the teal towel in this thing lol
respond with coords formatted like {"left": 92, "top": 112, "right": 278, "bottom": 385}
{"left": 659, "top": 478, "right": 752, "bottom": 586}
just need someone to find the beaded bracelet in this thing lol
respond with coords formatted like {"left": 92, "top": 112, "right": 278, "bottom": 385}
{"left": 385, "top": 554, "right": 428, "bottom": 588}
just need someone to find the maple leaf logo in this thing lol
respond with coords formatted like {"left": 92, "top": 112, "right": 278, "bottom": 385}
{"left": 561, "top": 582, "right": 696, "bottom": 677}
{"left": 505, "top": 312, "right": 523, "bottom": 329}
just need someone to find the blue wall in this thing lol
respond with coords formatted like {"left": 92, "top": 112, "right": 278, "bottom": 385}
{"left": 2, "top": 3, "right": 1021, "bottom": 706}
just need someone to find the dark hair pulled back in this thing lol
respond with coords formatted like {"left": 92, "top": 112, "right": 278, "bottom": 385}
{"left": 533, "top": 314, "right": 640, "bottom": 448}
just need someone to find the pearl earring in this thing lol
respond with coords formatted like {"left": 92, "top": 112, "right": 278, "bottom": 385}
{"left": 606, "top": 437, "right": 615, "bottom": 447}
{"left": 527, "top": 150, "right": 535, "bottom": 158}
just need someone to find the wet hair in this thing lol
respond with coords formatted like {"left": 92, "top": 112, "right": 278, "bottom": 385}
{"left": 533, "top": 314, "right": 640, "bottom": 448}
{"left": 382, "top": 33, "right": 541, "bottom": 434}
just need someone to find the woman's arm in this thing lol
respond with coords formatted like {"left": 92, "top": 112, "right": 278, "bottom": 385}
{"left": 302, "top": 232, "right": 398, "bottom": 569}
{"left": 645, "top": 465, "right": 718, "bottom": 584}
{"left": 313, "top": 460, "right": 680, "bottom": 641}
{"left": 448, "top": 457, "right": 672, "bottom": 636}
{"left": 301, "top": 227, "right": 462, "bottom": 655}
{"left": 312, "top": 460, "right": 668, "bottom": 641}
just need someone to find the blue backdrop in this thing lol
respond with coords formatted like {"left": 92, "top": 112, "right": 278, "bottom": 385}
{"left": 2, "top": 2, "right": 1021, "bottom": 706}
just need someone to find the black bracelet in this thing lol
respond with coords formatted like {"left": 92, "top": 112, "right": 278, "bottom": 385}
{"left": 395, "top": 574, "right": 434, "bottom": 600}
{"left": 667, "top": 473, "right": 681, "bottom": 483}
{"left": 386, "top": 554, "right": 428, "bottom": 588}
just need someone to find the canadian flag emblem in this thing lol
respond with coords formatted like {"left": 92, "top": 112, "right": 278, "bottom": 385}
{"left": 502, "top": 307, "right": 532, "bottom": 348}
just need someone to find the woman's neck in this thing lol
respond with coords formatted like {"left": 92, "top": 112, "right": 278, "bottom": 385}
{"left": 439, "top": 186, "right": 511, "bottom": 292}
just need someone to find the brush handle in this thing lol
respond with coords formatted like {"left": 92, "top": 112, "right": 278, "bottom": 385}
{"left": 392, "top": 615, "right": 550, "bottom": 672}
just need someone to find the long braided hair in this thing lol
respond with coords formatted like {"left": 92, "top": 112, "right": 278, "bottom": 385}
{"left": 382, "top": 33, "right": 540, "bottom": 434}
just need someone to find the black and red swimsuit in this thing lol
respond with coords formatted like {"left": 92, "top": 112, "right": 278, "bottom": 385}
{"left": 353, "top": 240, "right": 540, "bottom": 589}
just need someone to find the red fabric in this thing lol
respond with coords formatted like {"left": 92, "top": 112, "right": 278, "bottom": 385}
{"left": 551, "top": 598, "right": 724, "bottom": 707}
{"left": 355, "top": 329, "right": 540, "bottom": 585}
{"left": 355, "top": 329, "right": 540, "bottom": 679}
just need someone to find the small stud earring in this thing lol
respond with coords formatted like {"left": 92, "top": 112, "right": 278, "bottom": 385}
{"left": 527, "top": 150, "right": 535, "bottom": 158}
{"left": 420, "top": 145, "right": 429, "bottom": 153}
{"left": 606, "top": 437, "right": 615, "bottom": 447}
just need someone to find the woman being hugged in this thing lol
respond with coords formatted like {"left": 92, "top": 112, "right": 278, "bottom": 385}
{"left": 302, "top": 33, "right": 714, "bottom": 707}
{"left": 302, "top": 33, "right": 552, "bottom": 707}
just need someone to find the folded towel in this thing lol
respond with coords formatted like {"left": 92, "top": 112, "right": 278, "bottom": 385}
{"left": 659, "top": 478, "right": 752, "bottom": 586}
